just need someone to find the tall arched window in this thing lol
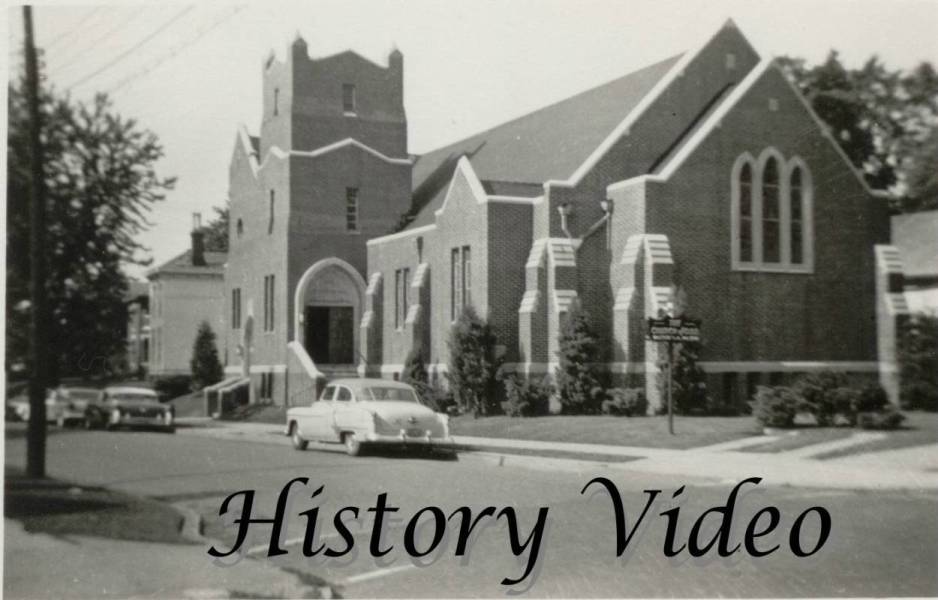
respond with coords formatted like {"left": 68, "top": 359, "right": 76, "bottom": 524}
{"left": 739, "top": 163, "right": 753, "bottom": 263}
{"left": 790, "top": 166, "right": 804, "bottom": 265}
{"left": 762, "top": 157, "right": 781, "bottom": 263}
{"left": 732, "top": 150, "right": 813, "bottom": 272}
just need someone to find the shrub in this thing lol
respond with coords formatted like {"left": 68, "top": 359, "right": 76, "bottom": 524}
{"left": 841, "top": 383, "right": 890, "bottom": 425}
{"left": 602, "top": 388, "right": 648, "bottom": 416}
{"left": 656, "top": 336, "right": 711, "bottom": 415}
{"left": 752, "top": 385, "right": 799, "bottom": 428}
{"left": 446, "top": 306, "right": 500, "bottom": 417}
{"left": 502, "top": 375, "right": 552, "bottom": 417}
{"left": 555, "top": 306, "right": 604, "bottom": 414}
{"left": 794, "top": 371, "right": 850, "bottom": 426}
{"left": 401, "top": 347, "right": 433, "bottom": 403}
{"left": 151, "top": 374, "right": 193, "bottom": 401}
{"left": 190, "top": 321, "right": 224, "bottom": 391}
{"left": 857, "top": 405, "right": 906, "bottom": 430}
{"left": 898, "top": 315, "right": 938, "bottom": 411}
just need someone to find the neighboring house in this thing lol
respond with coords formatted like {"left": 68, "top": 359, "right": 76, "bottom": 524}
{"left": 891, "top": 210, "right": 938, "bottom": 315}
{"left": 148, "top": 215, "right": 227, "bottom": 377}
{"left": 125, "top": 280, "right": 150, "bottom": 377}
{"left": 226, "top": 21, "right": 904, "bottom": 408}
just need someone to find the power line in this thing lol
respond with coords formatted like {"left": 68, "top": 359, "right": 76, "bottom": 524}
{"left": 62, "top": 5, "right": 195, "bottom": 92}
{"left": 45, "top": 6, "right": 102, "bottom": 51}
{"left": 106, "top": 5, "right": 247, "bottom": 96}
{"left": 49, "top": 9, "right": 143, "bottom": 75}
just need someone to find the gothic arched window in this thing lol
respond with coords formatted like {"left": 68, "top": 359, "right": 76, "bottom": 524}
{"left": 732, "top": 150, "right": 813, "bottom": 272}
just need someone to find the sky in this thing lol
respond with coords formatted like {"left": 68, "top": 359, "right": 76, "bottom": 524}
{"left": 4, "top": 0, "right": 938, "bottom": 280}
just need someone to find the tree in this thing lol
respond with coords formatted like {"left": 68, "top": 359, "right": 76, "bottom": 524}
{"left": 778, "top": 53, "right": 938, "bottom": 211}
{"left": 901, "top": 124, "right": 938, "bottom": 211}
{"left": 554, "top": 306, "right": 604, "bottom": 414}
{"left": 190, "top": 321, "right": 223, "bottom": 391}
{"left": 446, "top": 306, "right": 500, "bottom": 417}
{"left": 202, "top": 205, "right": 229, "bottom": 252}
{"left": 6, "top": 77, "right": 175, "bottom": 380}
{"left": 401, "top": 347, "right": 432, "bottom": 405}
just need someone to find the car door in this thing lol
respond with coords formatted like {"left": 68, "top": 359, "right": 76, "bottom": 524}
{"left": 298, "top": 385, "right": 336, "bottom": 441}
{"left": 330, "top": 385, "right": 355, "bottom": 440}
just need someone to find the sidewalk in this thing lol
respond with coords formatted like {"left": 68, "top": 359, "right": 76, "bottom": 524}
{"left": 176, "top": 418, "right": 938, "bottom": 491}
{"left": 3, "top": 518, "right": 323, "bottom": 599}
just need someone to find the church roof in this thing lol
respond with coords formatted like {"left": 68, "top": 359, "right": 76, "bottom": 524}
{"left": 406, "top": 54, "right": 682, "bottom": 228}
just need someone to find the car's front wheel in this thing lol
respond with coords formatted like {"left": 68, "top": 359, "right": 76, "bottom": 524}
{"left": 290, "top": 423, "right": 308, "bottom": 451}
{"left": 84, "top": 410, "right": 103, "bottom": 430}
{"left": 343, "top": 432, "right": 362, "bottom": 457}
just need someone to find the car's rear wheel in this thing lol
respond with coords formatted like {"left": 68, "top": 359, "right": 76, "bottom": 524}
{"left": 290, "top": 423, "right": 308, "bottom": 451}
{"left": 343, "top": 432, "right": 362, "bottom": 457}
{"left": 84, "top": 411, "right": 102, "bottom": 430}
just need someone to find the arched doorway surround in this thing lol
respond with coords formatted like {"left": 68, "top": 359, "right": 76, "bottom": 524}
{"left": 293, "top": 258, "right": 366, "bottom": 366}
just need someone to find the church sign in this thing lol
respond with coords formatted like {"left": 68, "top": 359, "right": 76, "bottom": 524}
{"left": 646, "top": 317, "right": 702, "bottom": 343}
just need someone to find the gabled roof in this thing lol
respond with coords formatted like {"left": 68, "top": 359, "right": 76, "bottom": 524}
{"left": 149, "top": 249, "right": 227, "bottom": 278}
{"left": 405, "top": 54, "right": 682, "bottom": 227}
{"left": 892, "top": 210, "right": 938, "bottom": 279}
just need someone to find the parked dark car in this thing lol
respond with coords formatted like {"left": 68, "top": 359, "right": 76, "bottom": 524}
{"left": 85, "top": 386, "right": 174, "bottom": 433}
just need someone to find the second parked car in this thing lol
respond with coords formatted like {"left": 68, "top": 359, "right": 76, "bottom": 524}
{"left": 85, "top": 386, "right": 174, "bottom": 432}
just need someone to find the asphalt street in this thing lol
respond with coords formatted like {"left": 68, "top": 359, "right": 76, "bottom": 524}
{"left": 5, "top": 425, "right": 938, "bottom": 598}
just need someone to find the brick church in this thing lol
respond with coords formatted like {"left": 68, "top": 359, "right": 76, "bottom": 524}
{"left": 223, "top": 20, "right": 904, "bottom": 410}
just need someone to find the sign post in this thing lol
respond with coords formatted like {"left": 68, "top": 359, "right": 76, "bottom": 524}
{"left": 647, "top": 316, "right": 701, "bottom": 435}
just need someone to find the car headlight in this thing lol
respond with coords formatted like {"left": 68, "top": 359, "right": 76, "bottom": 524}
{"left": 164, "top": 410, "right": 173, "bottom": 425}
{"left": 110, "top": 408, "right": 121, "bottom": 423}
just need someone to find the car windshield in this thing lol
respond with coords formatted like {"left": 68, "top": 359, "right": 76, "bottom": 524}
{"left": 110, "top": 393, "right": 157, "bottom": 403}
{"left": 67, "top": 390, "right": 98, "bottom": 401}
{"left": 364, "top": 387, "right": 419, "bottom": 403}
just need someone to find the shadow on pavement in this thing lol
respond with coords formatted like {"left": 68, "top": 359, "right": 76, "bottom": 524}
{"left": 4, "top": 466, "right": 193, "bottom": 545}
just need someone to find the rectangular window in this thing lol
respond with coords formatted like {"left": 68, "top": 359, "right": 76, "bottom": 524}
{"left": 268, "top": 190, "right": 275, "bottom": 234}
{"left": 342, "top": 83, "right": 356, "bottom": 113}
{"left": 394, "top": 269, "right": 401, "bottom": 329}
{"left": 232, "top": 288, "right": 241, "bottom": 329}
{"left": 263, "top": 275, "right": 275, "bottom": 332}
{"left": 346, "top": 187, "right": 359, "bottom": 232}
{"left": 451, "top": 248, "right": 460, "bottom": 320}
{"left": 394, "top": 268, "right": 409, "bottom": 329}
{"left": 461, "top": 246, "right": 471, "bottom": 308}
{"left": 402, "top": 267, "right": 410, "bottom": 325}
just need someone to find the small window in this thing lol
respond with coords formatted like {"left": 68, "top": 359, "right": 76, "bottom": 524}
{"left": 232, "top": 288, "right": 242, "bottom": 329}
{"left": 263, "top": 274, "right": 275, "bottom": 332}
{"left": 416, "top": 237, "right": 424, "bottom": 263}
{"left": 336, "top": 387, "right": 352, "bottom": 402}
{"left": 762, "top": 158, "right": 781, "bottom": 264}
{"left": 273, "top": 88, "right": 279, "bottom": 116}
{"left": 342, "top": 84, "right": 356, "bottom": 113}
{"left": 725, "top": 53, "right": 736, "bottom": 70}
{"left": 461, "top": 245, "right": 471, "bottom": 307}
{"left": 346, "top": 187, "right": 359, "bottom": 232}
{"left": 236, "top": 218, "right": 243, "bottom": 238}
{"left": 321, "top": 385, "right": 336, "bottom": 401}
{"left": 268, "top": 190, "right": 275, "bottom": 234}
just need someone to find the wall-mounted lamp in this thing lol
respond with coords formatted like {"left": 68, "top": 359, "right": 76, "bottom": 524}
{"left": 600, "top": 199, "right": 612, "bottom": 215}
{"left": 557, "top": 203, "right": 573, "bottom": 238}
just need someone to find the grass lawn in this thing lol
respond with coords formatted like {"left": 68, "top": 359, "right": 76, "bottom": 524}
{"left": 740, "top": 427, "right": 854, "bottom": 453}
{"left": 449, "top": 414, "right": 761, "bottom": 450}
{"left": 4, "top": 467, "right": 191, "bottom": 544}
{"left": 816, "top": 410, "right": 938, "bottom": 459}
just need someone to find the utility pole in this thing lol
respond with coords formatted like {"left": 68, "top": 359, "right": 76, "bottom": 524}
{"left": 24, "top": 5, "right": 48, "bottom": 479}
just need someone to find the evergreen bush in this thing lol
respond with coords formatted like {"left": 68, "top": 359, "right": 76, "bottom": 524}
{"left": 190, "top": 321, "right": 224, "bottom": 391}
{"left": 502, "top": 375, "right": 552, "bottom": 417}
{"left": 601, "top": 388, "right": 648, "bottom": 416}
{"left": 555, "top": 307, "right": 604, "bottom": 414}
{"left": 752, "top": 385, "right": 799, "bottom": 428}
{"left": 898, "top": 315, "right": 938, "bottom": 411}
{"left": 446, "top": 306, "right": 500, "bottom": 417}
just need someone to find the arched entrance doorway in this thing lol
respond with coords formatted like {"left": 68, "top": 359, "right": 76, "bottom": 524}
{"left": 294, "top": 258, "right": 366, "bottom": 366}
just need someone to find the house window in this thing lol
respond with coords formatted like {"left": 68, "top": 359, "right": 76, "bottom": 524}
{"left": 346, "top": 187, "right": 359, "bottom": 232}
{"left": 268, "top": 190, "right": 275, "bottom": 234}
{"left": 263, "top": 275, "right": 275, "bottom": 332}
{"left": 342, "top": 83, "right": 356, "bottom": 114}
{"left": 394, "top": 267, "right": 409, "bottom": 329}
{"left": 732, "top": 150, "right": 813, "bottom": 272}
{"left": 232, "top": 288, "right": 242, "bottom": 329}
{"left": 450, "top": 245, "right": 471, "bottom": 320}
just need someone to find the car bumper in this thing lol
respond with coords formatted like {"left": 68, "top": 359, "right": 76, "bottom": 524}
{"left": 364, "top": 432, "right": 455, "bottom": 446}
{"left": 114, "top": 416, "right": 172, "bottom": 428}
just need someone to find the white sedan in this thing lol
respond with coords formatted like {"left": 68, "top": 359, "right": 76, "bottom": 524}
{"left": 285, "top": 378, "right": 454, "bottom": 456}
